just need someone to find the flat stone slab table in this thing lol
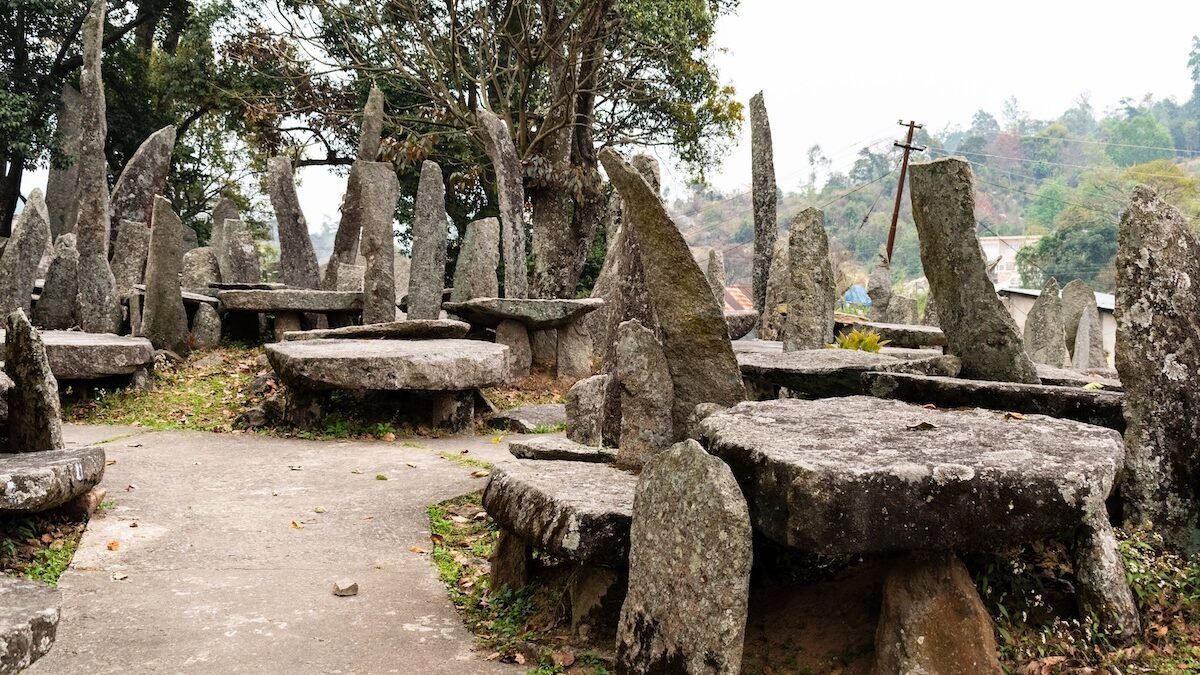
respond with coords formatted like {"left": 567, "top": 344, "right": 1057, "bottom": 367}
{"left": 737, "top": 348, "right": 960, "bottom": 399}
{"left": 132, "top": 284, "right": 218, "bottom": 307}
{"left": 834, "top": 319, "right": 946, "bottom": 349}
{"left": 698, "top": 396, "right": 1139, "bottom": 646}
{"left": 0, "top": 447, "right": 106, "bottom": 514}
{"left": 282, "top": 319, "right": 470, "bottom": 342}
{"left": 0, "top": 331, "right": 154, "bottom": 382}
{"left": 0, "top": 575, "right": 61, "bottom": 672}
{"left": 488, "top": 404, "right": 567, "bottom": 433}
{"left": 266, "top": 338, "right": 509, "bottom": 431}
{"left": 218, "top": 289, "right": 363, "bottom": 341}
{"left": 441, "top": 298, "right": 603, "bottom": 330}
{"left": 507, "top": 436, "right": 615, "bottom": 463}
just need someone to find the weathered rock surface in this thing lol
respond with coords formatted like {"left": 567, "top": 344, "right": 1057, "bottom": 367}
{"left": 266, "top": 338, "right": 509, "bottom": 391}
{"left": 0, "top": 447, "right": 105, "bottom": 513}
{"left": 282, "top": 319, "right": 469, "bottom": 342}
{"left": 75, "top": 253, "right": 122, "bottom": 335}
{"left": 494, "top": 320, "right": 531, "bottom": 378}
{"left": 31, "top": 235, "right": 79, "bottom": 330}
{"left": 217, "top": 290, "right": 362, "bottom": 313}
{"left": 600, "top": 149, "right": 744, "bottom": 438}
{"left": 6, "top": 330, "right": 155, "bottom": 381}
{"left": 443, "top": 297, "right": 603, "bottom": 330}
{"left": 209, "top": 197, "right": 239, "bottom": 281}
{"left": 181, "top": 247, "right": 221, "bottom": 291}
{"left": 750, "top": 92, "right": 777, "bottom": 322}
{"left": 616, "top": 440, "right": 751, "bottom": 675}
{"left": 615, "top": 320, "right": 673, "bottom": 469}
{"left": 508, "top": 436, "right": 615, "bottom": 464}
{"left": 1115, "top": 186, "right": 1200, "bottom": 541}
{"left": 450, "top": 218, "right": 500, "bottom": 303}
{"left": 357, "top": 85, "right": 385, "bottom": 161}
{"left": 699, "top": 397, "right": 1123, "bottom": 552}
{"left": 5, "top": 310, "right": 63, "bottom": 451}
{"left": 725, "top": 310, "right": 757, "bottom": 340}
{"left": 834, "top": 320, "right": 947, "bottom": 349}
{"left": 476, "top": 108, "right": 527, "bottom": 299}
{"left": 0, "top": 575, "right": 61, "bottom": 672}
{"left": 1023, "top": 277, "right": 1070, "bottom": 367}
{"left": 705, "top": 248, "right": 726, "bottom": 304}
{"left": 488, "top": 404, "right": 566, "bottom": 433}
{"left": 866, "top": 253, "right": 894, "bottom": 322}
{"left": 909, "top": 158, "right": 1039, "bottom": 383}
{"left": 0, "top": 191, "right": 50, "bottom": 318}
{"left": 333, "top": 263, "right": 364, "bottom": 292}
{"left": 555, "top": 321, "right": 593, "bottom": 382}
{"left": 566, "top": 374, "right": 607, "bottom": 446}
{"left": 408, "top": 161, "right": 449, "bottom": 320}
{"left": 73, "top": 0, "right": 112, "bottom": 260}
{"left": 783, "top": 208, "right": 835, "bottom": 351}
{"left": 109, "top": 219, "right": 149, "bottom": 297}
{"left": 1036, "top": 363, "right": 1122, "bottom": 391}
{"left": 220, "top": 219, "right": 261, "bottom": 284}
{"left": 46, "top": 84, "right": 82, "bottom": 238}
{"left": 1062, "top": 278, "right": 1107, "bottom": 369}
{"left": 267, "top": 157, "right": 321, "bottom": 290}
{"left": 190, "top": 303, "right": 222, "bottom": 350}
{"left": 109, "top": 125, "right": 176, "bottom": 229}
{"left": 140, "top": 197, "right": 190, "bottom": 354}
{"left": 355, "top": 161, "right": 401, "bottom": 324}
{"left": 864, "top": 371, "right": 1125, "bottom": 430}
{"left": 873, "top": 552, "right": 1002, "bottom": 674}
{"left": 738, "top": 348, "right": 961, "bottom": 398}
{"left": 758, "top": 239, "right": 788, "bottom": 340}
{"left": 482, "top": 460, "right": 636, "bottom": 566}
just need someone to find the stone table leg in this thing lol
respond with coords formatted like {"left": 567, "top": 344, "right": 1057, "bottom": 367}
{"left": 556, "top": 320, "right": 593, "bottom": 384}
{"left": 431, "top": 390, "right": 475, "bottom": 432}
{"left": 570, "top": 564, "right": 626, "bottom": 643}
{"left": 495, "top": 320, "right": 531, "bottom": 379}
{"left": 491, "top": 528, "right": 531, "bottom": 592}
{"left": 1074, "top": 513, "right": 1141, "bottom": 639}
{"left": 273, "top": 311, "right": 302, "bottom": 342}
{"left": 531, "top": 328, "right": 557, "bottom": 371}
{"left": 873, "top": 551, "right": 1002, "bottom": 674}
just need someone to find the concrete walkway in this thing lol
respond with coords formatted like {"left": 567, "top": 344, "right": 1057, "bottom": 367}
{"left": 29, "top": 425, "right": 524, "bottom": 674}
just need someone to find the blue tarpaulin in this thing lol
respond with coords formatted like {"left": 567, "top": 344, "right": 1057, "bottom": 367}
{"left": 843, "top": 283, "right": 871, "bottom": 306}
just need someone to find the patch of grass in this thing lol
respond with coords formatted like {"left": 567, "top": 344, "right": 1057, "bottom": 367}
{"left": 530, "top": 423, "right": 567, "bottom": 434}
{"left": 439, "top": 451, "right": 493, "bottom": 471}
{"left": 974, "top": 526, "right": 1200, "bottom": 672}
{"left": 0, "top": 514, "right": 86, "bottom": 587}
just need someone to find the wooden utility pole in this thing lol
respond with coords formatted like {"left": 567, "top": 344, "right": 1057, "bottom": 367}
{"left": 885, "top": 120, "right": 926, "bottom": 261}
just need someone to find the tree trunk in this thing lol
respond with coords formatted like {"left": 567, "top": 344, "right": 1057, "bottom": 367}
{"left": 0, "top": 158, "right": 26, "bottom": 238}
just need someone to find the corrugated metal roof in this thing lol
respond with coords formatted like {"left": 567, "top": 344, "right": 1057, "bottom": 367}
{"left": 996, "top": 287, "right": 1114, "bottom": 312}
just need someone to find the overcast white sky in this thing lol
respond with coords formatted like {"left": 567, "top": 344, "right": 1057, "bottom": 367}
{"left": 21, "top": 0, "right": 1200, "bottom": 233}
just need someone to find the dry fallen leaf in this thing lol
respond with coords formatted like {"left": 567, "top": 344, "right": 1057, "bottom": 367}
{"left": 409, "top": 546, "right": 427, "bottom": 554}
{"left": 449, "top": 515, "right": 469, "bottom": 524}
{"left": 552, "top": 651, "right": 576, "bottom": 667}
{"left": 490, "top": 436, "right": 502, "bottom": 444}
{"left": 105, "top": 459, "right": 117, "bottom": 466}
{"left": 514, "top": 654, "right": 525, "bottom": 665}
{"left": 470, "top": 469, "right": 490, "bottom": 478}
{"left": 905, "top": 421, "right": 938, "bottom": 431}
{"left": 314, "top": 506, "right": 327, "bottom": 514}
{"left": 430, "top": 534, "right": 446, "bottom": 546}
{"left": 1004, "top": 412, "right": 1027, "bottom": 421}
{"left": 381, "top": 432, "right": 397, "bottom": 442}
{"left": 290, "top": 520, "right": 303, "bottom": 529}
{"left": 106, "top": 540, "right": 120, "bottom": 551}
{"left": 111, "top": 572, "right": 128, "bottom": 581}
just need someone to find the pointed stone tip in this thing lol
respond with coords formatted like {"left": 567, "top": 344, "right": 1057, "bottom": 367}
{"left": 6, "top": 307, "right": 31, "bottom": 332}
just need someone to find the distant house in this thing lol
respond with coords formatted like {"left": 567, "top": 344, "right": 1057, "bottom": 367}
{"left": 979, "top": 235, "right": 1042, "bottom": 287}
{"left": 996, "top": 287, "right": 1115, "bottom": 367}
{"left": 725, "top": 285, "right": 754, "bottom": 312}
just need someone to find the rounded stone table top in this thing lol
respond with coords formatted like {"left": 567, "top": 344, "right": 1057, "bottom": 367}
{"left": 697, "top": 396, "right": 1123, "bottom": 554}
{"left": 266, "top": 338, "right": 510, "bottom": 391}
{"left": 0, "top": 331, "right": 154, "bottom": 380}
{"left": 441, "top": 297, "right": 603, "bottom": 330}
{"left": 0, "top": 447, "right": 107, "bottom": 514}
{"left": 217, "top": 289, "right": 363, "bottom": 313}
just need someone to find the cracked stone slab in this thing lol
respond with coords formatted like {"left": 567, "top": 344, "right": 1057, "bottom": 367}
{"left": 0, "top": 447, "right": 106, "bottom": 514}
{"left": 488, "top": 404, "right": 566, "bottom": 433}
{"left": 441, "top": 298, "right": 603, "bottom": 330}
{"left": 863, "top": 371, "right": 1125, "bottom": 430}
{"left": 1036, "top": 364, "right": 1123, "bottom": 392}
{"left": 267, "top": 338, "right": 509, "bottom": 391}
{"left": 738, "top": 348, "right": 960, "bottom": 398}
{"left": 482, "top": 460, "right": 635, "bottom": 566}
{"left": 0, "top": 576, "right": 60, "bottom": 673}
{"left": 698, "top": 397, "right": 1123, "bottom": 554}
{"left": 218, "top": 290, "right": 362, "bottom": 313}
{"left": 507, "top": 437, "right": 615, "bottom": 464}
{"left": 282, "top": 320, "right": 469, "bottom": 342}
{"left": 0, "top": 330, "right": 154, "bottom": 380}
{"left": 834, "top": 320, "right": 946, "bottom": 349}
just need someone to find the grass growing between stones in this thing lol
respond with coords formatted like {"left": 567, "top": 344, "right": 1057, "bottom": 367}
{"left": 426, "top": 492, "right": 612, "bottom": 674}
{"left": 0, "top": 514, "right": 85, "bottom": 587}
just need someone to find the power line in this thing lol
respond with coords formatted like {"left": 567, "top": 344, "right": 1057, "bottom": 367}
{"left": 938, "top": 148, "right": 1195, "bottom": 182}
{"left": 973, "top": 176, "right": 1121, "bottom": 224}
{"left": 927, "top": 149, "right": 1130, "bottom": 211}
{"left": 1009, "top": 131, "right": 1200, "bottom": 156}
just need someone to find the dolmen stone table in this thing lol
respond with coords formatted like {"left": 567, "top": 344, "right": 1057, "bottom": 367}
{"left": 0, "top": 330, "right": 154, "bottom": 385}
{"left": 281, "top": 319, "right": 470, "bottom": 342}
{"left": 441, "top": 297, "right": 603, "bottom": 382}
{"left": 0, "top": 447, "right": 106, "bottom": 514}
{"left": 834, "top": 319, "right": 946, "bottom": 350}
{"left": 697, "top": 396, "right": 1139, "bottom": 670}
{"left": 265, "top": 338, "right": 509, "bottom": 431}
{"left": 737, "top": 347, "right": 960, "bottom": 399}
{"left": 218, "top": 289, "right": 363, "bottom": 341}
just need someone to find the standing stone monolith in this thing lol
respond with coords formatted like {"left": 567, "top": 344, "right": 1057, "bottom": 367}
{"left": 407, "top": 160, "right": 449, "bottom": 320}
{"left": 140, "top": 197, "right": 190, "bottom": 354}
{"left": 1072, "top": 313, "right": 1094, "bottom": 371}
{"left": 758, "top": 239, "right": 788, "bottom": 341}
{"left": 616, "top": 439, "right": 751, "bottom": 675}
{"left": 566, "top": 373, "right": 607, "bottom": 446}
{"left": 222, "top": 219, "right": 261, "bottom": 284}
{"left": 496, "top": 320, "right": 532, "bottom": 378}
{"left": 1115, "top": 186, "right": 1200, "bottom": 545}
{"left": 921, "top": 295, "right": 940, "bottom": 327}
{"left": 616, "top": 320, "right": 673, "bottom": 469}
{"left": 476, "top": 108, "right": 527, "bottom": 298}
{"left": 783, "top": 208, "right": 835, "bottom": 351}
{"left": 210, "top": 197, "right": 240, "bottom": 280}
{"left": 181, "top": 247, "right": 221, "bottom": 290}
{"left": 33, "top": 234, "right": 79, "bottom": 330}
{"left": 1062, "top": 279, "right": 1106, "bottom": 368}
{"left": 451, "top": 218, "right": 500, "bottom": 303}
{"left": 705, "top": 249, "right": 726, "bottom": 305}
{"left": 867, "top": 253, "right": 894, "bottom": 322}
{"left": 357, "top": 85, "right": 385, "bottom": 161}
{"left": 74, "top": 0, "right": 122, "bottom": 334}
{"left": 110, "top": 125, "right": 177, "bottom": 230}
{"left": 267, "top": 156, "right": 321, "bottom": 289}
{"left": 358, "top": 162, "right": 401, "bottom": 324}
{"left": 0, "top": 190, "right": 50, "bottom": 318}
{"left": 5, "top": 309, "right": 64, "bottom": 452}
{"left": 110, "top": 219, "right": 150, "bottom": 297}
{"left": 334, "top": 263, "right": 364, "bottom": 292}
{"left": 190, "top": 303, "right": 222, "bottom": 350}
{"left": 750, "top": 92, "right": 777, "bottom": 326}
{"left": 909, "top": 158, "right": 1039, "bottom": 383}
{"left": 1023, "top": 277, "right": 1070, "bottom": 367}
{"left": 46, "top": 85, "right": 83, "bottom": 238}
{"left": 600, "top": 148, "right": 744, "bottom": 439}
